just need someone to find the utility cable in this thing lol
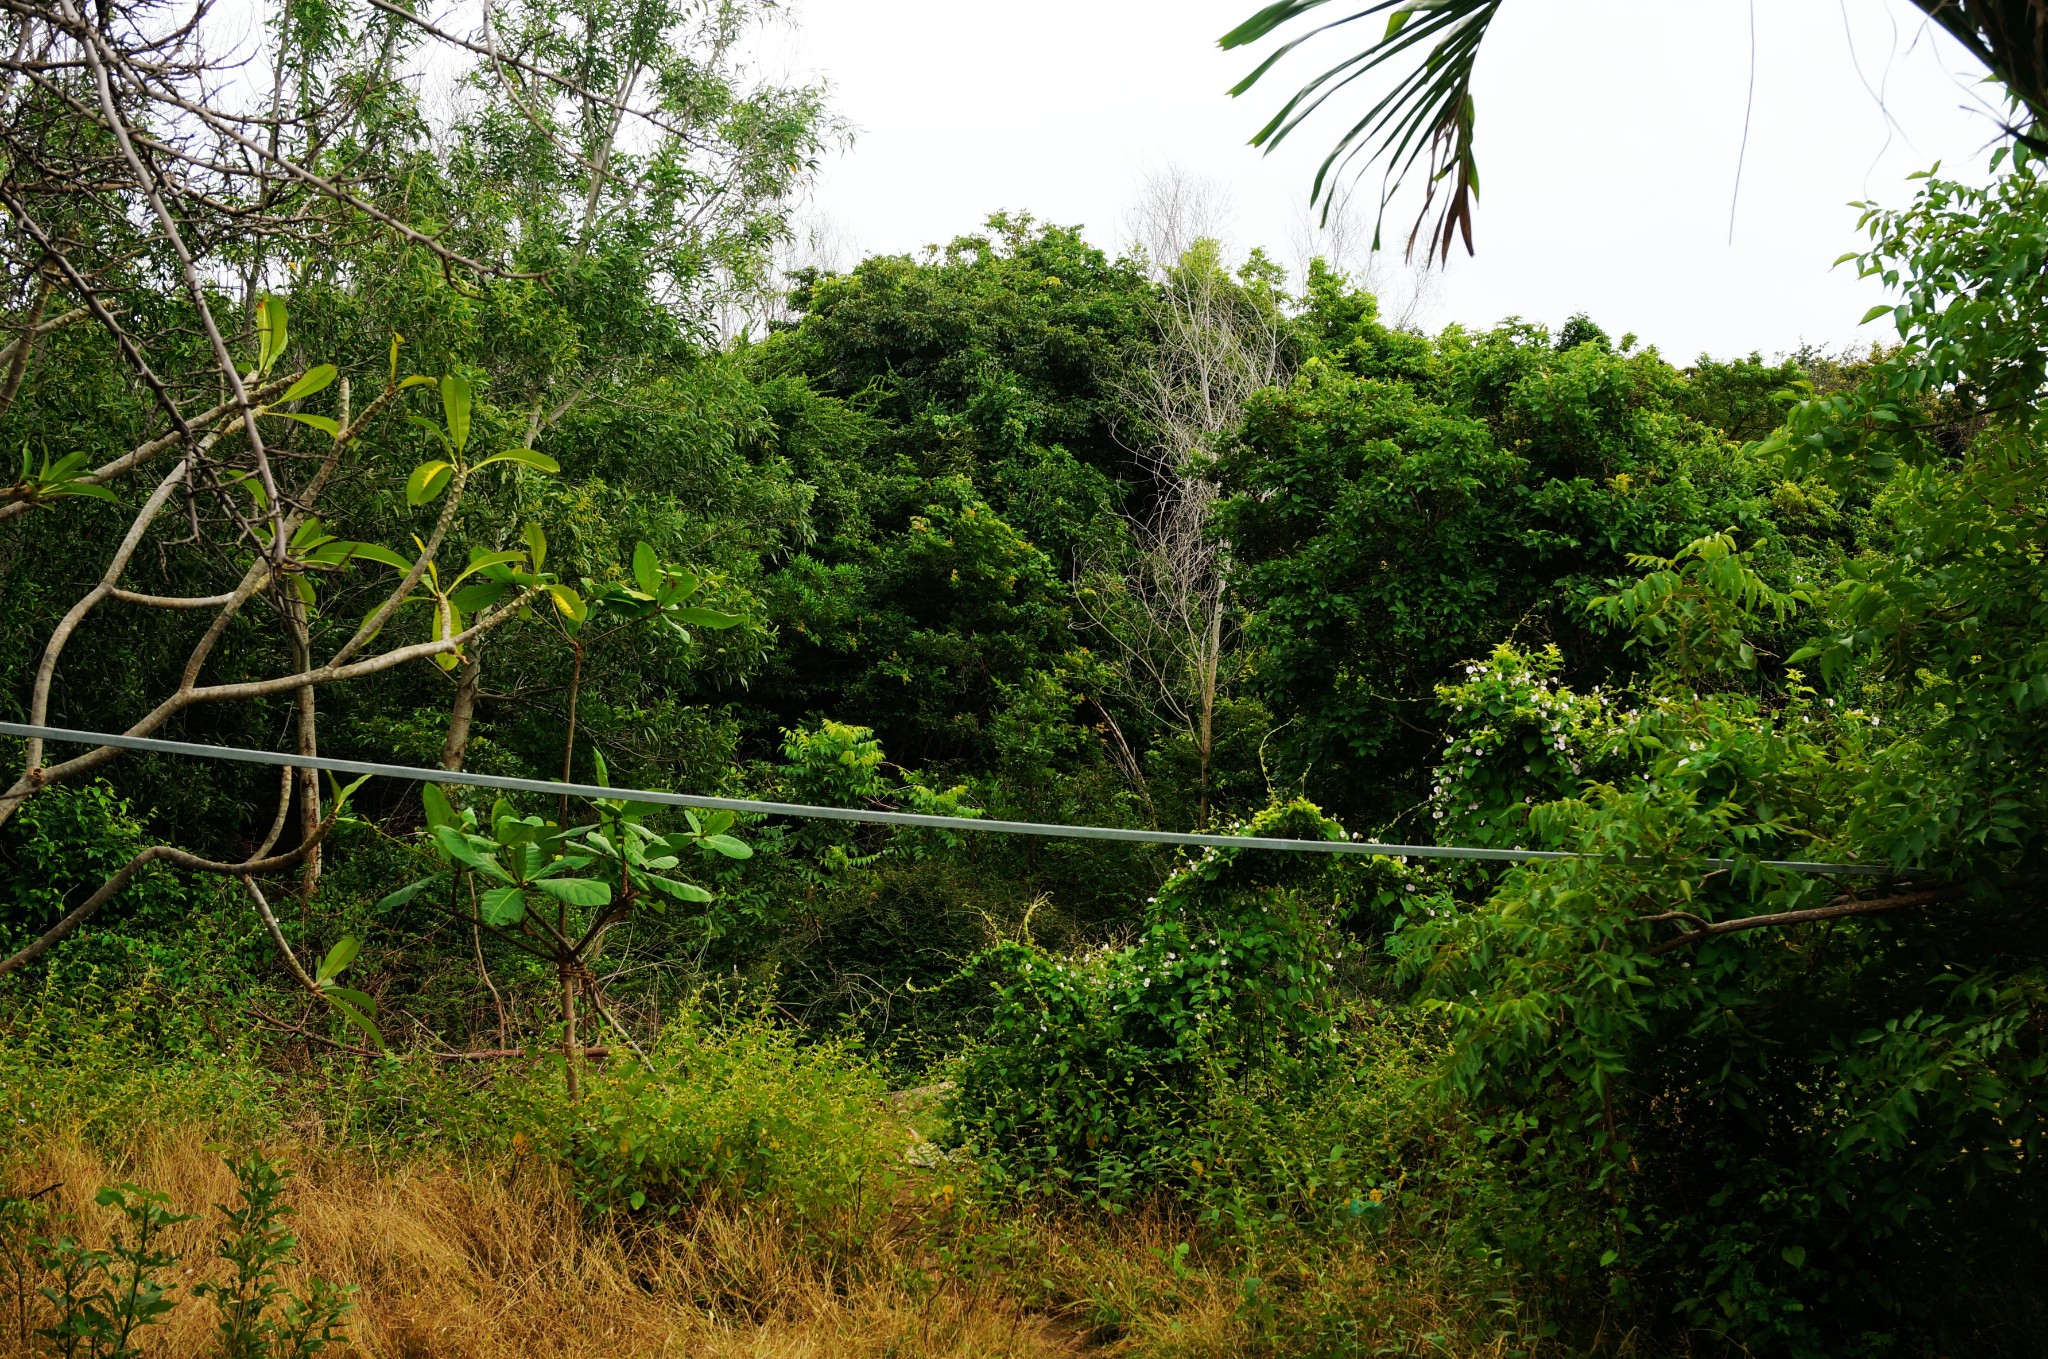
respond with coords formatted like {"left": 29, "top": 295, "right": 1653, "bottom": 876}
{"left": 0, "top": 722, "right": 1888, "bottom": 877}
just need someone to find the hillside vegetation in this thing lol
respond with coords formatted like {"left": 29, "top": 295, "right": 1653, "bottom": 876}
{"left": 2, "top": 1, "right": 2046, "bottom": 1355}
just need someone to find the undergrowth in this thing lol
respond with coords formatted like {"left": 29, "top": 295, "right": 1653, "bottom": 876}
{"left": 0, "top": 973, "right": 1546, "bottom": 1359}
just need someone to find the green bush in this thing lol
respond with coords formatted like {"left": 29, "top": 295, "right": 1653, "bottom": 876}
{"left": 0, "top": 967, "right": 276, "bottom": 1144}
{"left": 949, "top": 800, "right": 1357, "bottom": 1202}
{"left": 567, "top": 1011, "right": 905, "bottom": 1223}
{"left": 0, "top": 780, "right": 185, "bottom": 963}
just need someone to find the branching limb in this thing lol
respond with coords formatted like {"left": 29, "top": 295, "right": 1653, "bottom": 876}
{"left": 0, "top": 802, "right": 343, "bottom": 977}
{"left": 64, "top": 0, "right": 288, "bottom": 560}
{"left": 21, "top": 452, "right": 196, "bottom": 774}
{"left": 1645, "top": 885, "right": 1969, "bottom": 957}
{"left": 0, "top": 271, "right": 50, "bottom": 422}
{"left": 0, "top": 588, "right": 540, "bottom": 819}
{"left": 0, "top": 304, "right": 89, "bottom": 376}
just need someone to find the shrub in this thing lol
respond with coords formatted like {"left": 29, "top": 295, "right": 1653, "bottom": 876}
{"left": 949, "top": 800, "right": 1358, "bottom": 1203}
{"left": 567, "top": 1011, "right": 905, "bottom": 1225}
{"left": 0, "top": 781, "right": 184, "bottom": 964}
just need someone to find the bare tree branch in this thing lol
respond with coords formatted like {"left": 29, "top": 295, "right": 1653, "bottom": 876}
{"left": 1644, "top": 885, "right": 1969, "bottom": 956}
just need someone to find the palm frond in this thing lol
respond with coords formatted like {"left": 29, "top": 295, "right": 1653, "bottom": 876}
{"left": 1909, "top": 1, "right": 2048, "bottom": 142}
{"left": 1222, "top": 0, "right": 1503, "bottom": 263}
{"left": 1224, "top": 0, "right": 2048, "bottom": 268}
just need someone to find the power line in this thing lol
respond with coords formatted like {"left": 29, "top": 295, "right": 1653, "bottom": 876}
{"left": 0, "top": 722, "right": 1888, "bottom": 877}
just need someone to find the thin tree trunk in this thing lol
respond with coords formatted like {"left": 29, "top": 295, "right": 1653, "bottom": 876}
{"left": 473, "top": 914, "right": 507, "bottom": 1050}
{"left": 558, "top": 639, "right": 583, "bottom": 827}
{"left": 562, "top": 967, "right": 582, "bottom": 1102}
{"left": 1196, "top": 583, "right": 1225, "bottom": 830}
{"left": 290, "top": 615, "right": 322, "bottom": 904}
{"left": 441, "top": 645, "right": 485, "bottom": 772}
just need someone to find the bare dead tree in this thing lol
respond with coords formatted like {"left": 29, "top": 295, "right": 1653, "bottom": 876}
{"left": 1289, "top": 187, "right": 1440, "bottom": 332}
{"left": 1081, "top": 171, "right": 1290, "bottom": 829}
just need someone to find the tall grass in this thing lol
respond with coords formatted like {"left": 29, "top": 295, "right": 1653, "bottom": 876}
{"left": 1, "top": 987, "right": 1545, "bottom": 1357}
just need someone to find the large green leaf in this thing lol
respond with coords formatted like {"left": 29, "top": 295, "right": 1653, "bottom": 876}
{"left": 440, "top": 374, "right": 473, "bottom": 453}
{"left": 673, "top": 606, "right": 741, "bottom": 629}
{"left": 431, "top": 826, "right": 513, "bottom": 882}
{"left": 335, "top": 542, "right": 413, "bottom": 571}
{"left": 528, "top": 877, "right": 612, "bottom": 907}
{"left": 701, "top": 834, "right": 752, "bottom": 860}
{"left": 276, "top": 364, "right": 338, "bottom": 405}
{"left": 478, "top": 885, "right": 528, "bottom": 925}
{"left": 406, "top": 460, "right": 455, "bottom": 506}
{"left": 323, "top": 992, "right": 385, "bottom": 1051}
{"left": 279, "top": 413, "right": 340, "bottom": 438}
{"left": 316, "top": 933, "right": 360, "bottom": 983}
{"left": 545, "top": 583, "right": 587, "bottom": 623}
{"left": 453, "top": 550, "right": 528, "bottom": 584}
{"left": 256, "top": 295, "right": 289, "bottom": 372}
{"left": 473, "top": 448, "right": 560, "bottom": 474}
{"left": 645, "top": 875, "right": 714, "bottom": 903}
{"left": 376, "top": 876, "right": 441, "bottom": 911}
{"left": 450, "top": 581, "right": 512, "bottom": 613}
{"left": 422, "top": 784, "right": 458, "bottom": 832}
{"left": 323, "top": 985, "right": 376, "bottom": 1016}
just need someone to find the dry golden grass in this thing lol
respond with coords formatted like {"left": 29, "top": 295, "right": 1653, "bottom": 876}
{"left": 1, "top": 1131, "right": 1170, "bottom": 1359}
{"left": 1, "top": 1130, "right": 1519, "bottom": 1359}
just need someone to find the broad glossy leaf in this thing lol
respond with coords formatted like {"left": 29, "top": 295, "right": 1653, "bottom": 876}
{"left": 702, "top": 834, "right": 752, "bottom": 860}
{"left": 529, "top": 877, "right": 612, "bottom": 907}
{"left": 406, "top": 461, "right": 455, "bottom": 506}
{"left": 450, "top": 581, "right": 511, "bottom": 613}
{"left": 335, "top": 542, "right": 412, "bottom": 571}
{"left": 323, "top": 985, "right": 376, "bottom": 1017}
{"left": 479, "top": 885, "right": 528, "bottom": 925}
{"left": 277, "top": 364, "right": 338, "bottom": 404}
{"left": 633, "top": 541, "right": 659, "bottom": 594}
{"left": 324, "top": 992, "right": 385, "bottom": 1051}
{"left": 279, "top": 413, "right": 340, "bottom": 438}
{"left": 440, "top": 374, "right": 473, "bottom": 453}
{"left": 545, "top": 583, "right": 587, "bottom": 623}
{"left": 50, "top": 482, "right": 118, "bottom": 503}
{"left": 473, "top": 448, "right": 560, "bottom": 474}
{"left": 256, "top": 296, "right": 288, "bottom": 372}
{"left": 329, "top": 772, "right": 373, "bottom": 810}
{"left": 431, "top": 825, "right": 513, "bottom": 882}
{"left": 673, "top": 606, "right": 740, "bottom": 629}
{"left": 645, "top": 876, "right": 714, "bottom": 903}
{"left": 454, "top": 550, "right": 527, "bottom": 584}
{"left": 523, "top": 521, "right": 548, "bottom": 569}
{"left": 375, "top": 875, "right": 440, "bottom": 911}
{"left": 316, "top": 933, "right": 361, "bottom": 982}
{"left": 422, "top": 783, "right": 458, "bottom": 832}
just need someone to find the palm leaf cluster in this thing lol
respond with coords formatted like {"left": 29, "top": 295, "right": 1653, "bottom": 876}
{"left": 1223, "top": 0, "right": 2048, "bottom": 262}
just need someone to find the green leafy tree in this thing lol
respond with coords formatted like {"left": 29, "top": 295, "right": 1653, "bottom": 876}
{"left": 1215, "top": 285, "right": 1794, "bottom": 823}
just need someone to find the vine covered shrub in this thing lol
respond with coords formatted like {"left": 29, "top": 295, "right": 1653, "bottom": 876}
{"left": 1427, "top": 643, "right": 1615, "bottom": 851}
{"left": 949, "top": 800, "right": 1357, "bottom": 1202}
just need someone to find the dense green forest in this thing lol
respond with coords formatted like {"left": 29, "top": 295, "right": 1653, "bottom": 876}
{"left": 2, "top": 0, "right": 2045, "bottom": 1356}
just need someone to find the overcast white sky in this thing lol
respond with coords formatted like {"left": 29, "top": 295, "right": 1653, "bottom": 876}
{"left": 756, "top": 1, "right": 2005, "bottom": 361}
